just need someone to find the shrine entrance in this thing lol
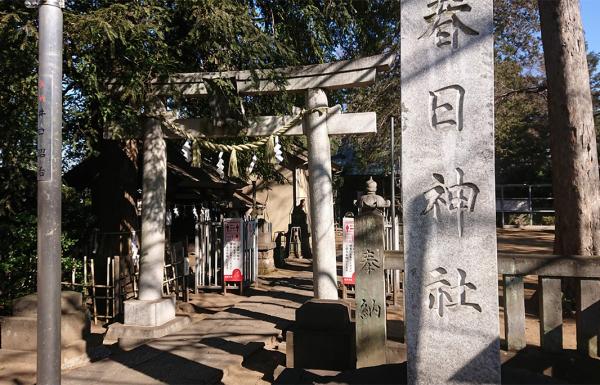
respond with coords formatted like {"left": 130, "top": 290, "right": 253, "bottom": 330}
{"left": 105, "top": 53, "right": 394, "bottom": 339}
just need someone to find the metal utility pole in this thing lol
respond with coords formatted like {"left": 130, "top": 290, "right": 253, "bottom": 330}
{"left": 390, "top": 117, "right": 396, "bottom": 249}
{"left": 26, "top": 0, "right": 64, "bottom": 384}
{"left": 390, "top": 116, "right": 402, "bottom": 306}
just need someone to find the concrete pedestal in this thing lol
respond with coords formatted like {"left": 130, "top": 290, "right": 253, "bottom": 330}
{"left": 0, "top": 291, "right": 102, "bottom": 372}
{"left": 117, "top": 296, "right": 180, "bottom": 350}
{"left": 0, "top": 291, "right": 90, "bottom": 352}
{"left": 1, "top": 313, "right": 89, "bottom": 351}
{"left": 124, "top": 297, "right": 176, "bottom": 327}
{"left": 286, "top": 299, "right": 355, "bottom": 370}
{"left": 106, "top": 315, "right": 192, "bottom": 351}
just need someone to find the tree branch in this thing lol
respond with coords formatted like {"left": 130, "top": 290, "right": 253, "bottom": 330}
{"left": 495, "top": 84, "right": 547, "bottom": 102}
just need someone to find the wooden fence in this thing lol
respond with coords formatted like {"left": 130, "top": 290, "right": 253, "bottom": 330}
{"left": 61, "top": 243, "right": 190, "bottom": 324}
{"left": 61, "top": 255, "right": 120, "bottom": 324}
{"left": 384, "top": 251, "right": 600, "bottom": 356}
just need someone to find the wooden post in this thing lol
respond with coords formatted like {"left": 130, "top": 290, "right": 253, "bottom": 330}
{"left": 106, "top": 258, "right": 110, "bottom": 321}
{"left": 83, "top": 255, "right": 88, "bottom": 302}
{"left": 113, "top": 255, "right": 120, "bottom": 319}
{"left": 91, "top": 258, "right": 97, "bottom": 325}
{"left": 503, "top": 275, "right": 526, "bottom": 351}
{"left": 71, "top": 265, "right": 76, "bottom": 290}
{"left": 539, "top": 276, "right": 563, "bottom": 352}
{"left": 576, "top": 278, "right": 600, "bottom": 357}
{"left": 194, "top": 224, "right": 200, "bottom": 294}
{"left": 501, "top": 186, "right": 505, "bottom": 227}
{"left": 183, "top": 240, "right": 189, "bottom": 302}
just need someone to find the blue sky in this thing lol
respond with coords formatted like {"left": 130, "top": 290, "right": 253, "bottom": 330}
{"left": 581, "top": 0, "right": 600, "bottom": 53}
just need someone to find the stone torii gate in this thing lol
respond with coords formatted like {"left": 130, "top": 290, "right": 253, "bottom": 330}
{"left": 117, "top": 53, "right": 393, "bottom": 331}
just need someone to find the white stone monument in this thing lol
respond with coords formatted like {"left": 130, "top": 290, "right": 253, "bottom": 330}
{"left": 401, "top": 0, "right": 500, "bottom": 383}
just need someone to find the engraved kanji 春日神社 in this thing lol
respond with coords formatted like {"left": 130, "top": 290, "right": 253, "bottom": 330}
{"left": 421, "top": 167, "right": 479, "bottom": 237}
{"left": 426, "top": 267, "right": 482, "bottom": 317}
{"left": 429, "top": 84, "right": 465, "bottom": 131}
{"left": 419, "top": 0, "right": 479, "bottom": 49}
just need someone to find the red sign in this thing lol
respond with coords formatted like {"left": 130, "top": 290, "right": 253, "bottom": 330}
{"left": 223, "top": 218, "right": 244, "bottom": 282}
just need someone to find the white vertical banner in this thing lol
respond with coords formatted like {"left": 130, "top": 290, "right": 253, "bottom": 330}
{"left": 223, "top": 218, "right": 243, "bottom": 282}
{"left": 342, "top": 217, "right": 355, "bottom": 285}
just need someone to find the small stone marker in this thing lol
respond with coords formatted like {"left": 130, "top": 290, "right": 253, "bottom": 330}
{"left": 401, "top": 0, "right": 500, "bottom": 383}
{"left": 355, "top": 178, "right": 389, "bottom": 368}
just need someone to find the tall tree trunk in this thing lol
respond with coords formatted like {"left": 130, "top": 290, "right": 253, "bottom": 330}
{"left": 539, "top": 0, "right": 600, "bottom": 256}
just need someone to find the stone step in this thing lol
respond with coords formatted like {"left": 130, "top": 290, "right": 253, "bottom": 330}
{"left": 0, "top": 312, "right": 90, "bottom": 351}
{"left": 12, "top": 291, "right": 83, "bottom": 317}
{"left": 0, "top": 339, "right": 110, "bottom": 385}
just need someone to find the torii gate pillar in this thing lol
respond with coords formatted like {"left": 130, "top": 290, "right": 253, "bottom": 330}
{"left": 305, "top": 88, "right": 338, "bottom": 300}
{"left": 139, "top": 111, "right": 167, "bottom": 301}
{"left": 123, "top": 102, "right": 176, "bottom": 328}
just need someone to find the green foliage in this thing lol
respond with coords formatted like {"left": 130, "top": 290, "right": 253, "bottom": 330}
{"left": 345, "top": 63, "right": 400, "bottom": 174}
{"left": 541, "top": 215, "right": 555, "bottom": 226}
{"left": 493, "top": 1, "right": 600, "bottom": 183}
{"left": 0, "top": 211, "right": 36, "bottom": 313}
{"left": 343, "top": 0, "right": 599, "bottom": 186}
{"left": 493, "top": 0, "right": 542, "bottom": 69}
{"left": 0, "top": 185, "right": 93, "bottom": 314}
{"left": 505, "top": 213, "right": 531, "bottom": 227}
{"left": 589, "top": 51, "right": 600, "bottom": 131}
{"left": 495, "top": 59, "right": 550, "bottom": 183}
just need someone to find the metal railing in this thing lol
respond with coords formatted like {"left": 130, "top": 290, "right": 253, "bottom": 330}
{"left": 193, "top": 218, "right": 258, "bottom": 292}
{"left": 194, "top": 221, "right": 223, "bottom": 290}
{"left": 242, "top": 220, "right": 259, "bottom": 286}
{"left": 497, "top": 184, "right": 554, "bottom": 226}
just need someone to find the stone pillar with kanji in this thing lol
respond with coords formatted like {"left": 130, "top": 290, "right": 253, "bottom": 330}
{"left": 401, "top": 0, "right": 501, "bottom": 383}
{"left": 355, "top": 177, "right": 389, "bottom": 368}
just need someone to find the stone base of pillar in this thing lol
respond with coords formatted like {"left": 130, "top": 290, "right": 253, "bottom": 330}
{"left": 106, "top": 315, "right": 192, "bottom": 351}
{"left": 124, "top": 296, "right": 176, "bottom": 327}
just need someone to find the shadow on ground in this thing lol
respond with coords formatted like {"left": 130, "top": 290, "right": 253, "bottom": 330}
{"left": 103, "top": 345, "right": 224, "bottom": 385}
{"left": 275, "top": 346, "right": 600, "bottom": 384}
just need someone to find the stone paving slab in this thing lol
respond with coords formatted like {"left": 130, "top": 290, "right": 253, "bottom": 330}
{"left": 61, "top": 276, "right": 305, "bottom": 385}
